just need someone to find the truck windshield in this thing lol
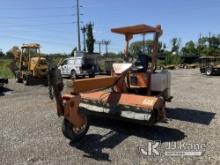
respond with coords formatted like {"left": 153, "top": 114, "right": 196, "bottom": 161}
{"left": 61, "top": 60, "right": 67, "bottom": 65}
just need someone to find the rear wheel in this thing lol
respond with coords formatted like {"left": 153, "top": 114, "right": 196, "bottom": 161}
{"left": 15, "top": 72, "right": 22, "bottom": 83}
{"left": 88, "top": 73, "right": 95, "bottom": 78}
{"left": 62, "top": 115, "right": 89, "bottom": 142}
{"left": 23, "top": 74, "right": 30, "bottom": 85}
{"left": 206, "top": 67, "right": 212, "bottom": 76}
{"left": 70, "top": 70, "right": 76, "bottom": 79}
{"left": 200, "top": 68, "right": 204, "bottom": 74}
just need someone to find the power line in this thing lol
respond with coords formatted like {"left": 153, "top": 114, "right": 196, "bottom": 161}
{"left": 0, "top": 6, "right": 74, "bottom": 10}
{"left": 1, "top": 34, "right": 74, "bottom": 46}
{"left": 0, "top": 14, "right": 74, "bottom": 20}
{"left": 0, "top": 21, "right": 84, "bottom": 27}
{"left": 0, "top": 27, "right": 73, "bottom": 34}
{"left": 0, "top": 22, "right": 73, "bottom": 27}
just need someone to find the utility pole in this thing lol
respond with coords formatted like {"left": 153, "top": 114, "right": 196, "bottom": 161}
{"left": 102, "top": 40, "right": 111, "bottom": 55}
{"left": 198, "top": 33, "right": 202, "bottom": 56}
{"left": 208, "top": 32, "right": 211, "bottom": 48}
{"left": 81, "top": 26, "right": 86, "bottom": 51}
{"left": 95, "top": 41, "right": 102, "bottom": 55}
{"left": 76, "top": 0, "right": 81, "bottom": 51}
{"left": 142, "top": 33, "right": 146, "bottom": 53}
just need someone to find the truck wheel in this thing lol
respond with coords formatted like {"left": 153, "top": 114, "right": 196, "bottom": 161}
{"left": 71, "top": 70, "right": 76, "bottom": 79}
{"left": 15, "top": 73, "right": 22, "bottom": 83}
{"left": 23, "top": 75, "right": 30, "bottom": 85}
{"left": 206, "top": 67, "right": 212, "bottom": 76}
{"left": 88, "top": 73, "right": 95, "bottom": 78}
{"left": 200, "top": 68, "right": 204, "bottom": 74}
{"left": 62, "top": 116, "right": 89, "bottom": 142}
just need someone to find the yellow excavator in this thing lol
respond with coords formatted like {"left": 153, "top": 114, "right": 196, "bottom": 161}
{"left": 12, "top": 43, "right": 48, "bottom": 85}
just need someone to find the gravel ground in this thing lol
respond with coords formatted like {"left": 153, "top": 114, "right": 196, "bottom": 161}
{"left": 0, "top": 69, "right": 220, "bottom": 165}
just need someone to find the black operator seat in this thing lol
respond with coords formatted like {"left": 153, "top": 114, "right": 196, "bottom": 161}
{"left": 131, "top": 54, "right": 149, "bottom": 73}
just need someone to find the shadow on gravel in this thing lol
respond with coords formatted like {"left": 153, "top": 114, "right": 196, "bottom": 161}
{"left": 25, "top": 80, "right": 48, "bottom": 86}
{"left": 166, "top": 108, "right": 216, "bottom": 125}
{"left": 0, "top": 87, "right": 13, "bottom": 96}
{"left": 70, "top": 115, "right": 185, "bottom": 161}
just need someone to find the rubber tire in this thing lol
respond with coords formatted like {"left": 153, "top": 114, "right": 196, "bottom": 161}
{"left": 148, "top": 109, "right": 158, "bottom": 125}
{"left": 23, "top": 75, "right": 30, "bottom": 85}
{"left": 206, "top": 67, "right": 212, "bottom": 76}
{"left": 88, "top": 73, "right": 95, "bottom": 78}
{"left": 70, "top": 70, "right": 77, "bottom": 80}
{"left": 200, "top": 68, "right": 204, "bottom": 74}
{"left": 62, "top": 116, "right": 89, "bottom": 142}
{"left": 15, "top": 73, "right": 22, "bottom": 83}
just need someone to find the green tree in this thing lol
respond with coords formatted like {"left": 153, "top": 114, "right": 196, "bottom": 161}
{"left": 6, "top": 51, "right": 14, "bottom": 58}
{"left": 197, "top": 35, "right": 220, "bottom": 56}
{"left": 129, "top": 40, "right": 163, "bottom": 58}
{"left": 0, "top": 50, "right": 5, "bottom": 57}
{"left": 182, "top": 40, "right": 198, "bottom": 55}
{"left": 5, "top": 46, "right": 21, "bottom": 59}
{"left": 164, "top": 51, "right": 182, "bottom": 65}
{"left": 160, "top": 43, "right": 167, "bottom": 55}
{"left": 129, "top": 41, "right": 143, "bottom": 57}
{"left": 70, "top": 47, "right": 77, "bottom": 56}
{"left": 86, "top": 23, "right": 95, "bottom": 53}
{"left": 171, "top": 37, "right": 181, "bottom": 54}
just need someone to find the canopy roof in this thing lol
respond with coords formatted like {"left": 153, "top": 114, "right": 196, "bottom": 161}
{"left": 22, "top": 43, "right": 40, "bottom": 49}
{"left": 111, "top": 24, "right": 162, "bottom": 35}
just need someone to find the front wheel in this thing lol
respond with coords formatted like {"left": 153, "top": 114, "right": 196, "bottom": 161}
{"left": 62, "top": 116, "right": 89, "bottom": 142}
{"left": 88, "top": 73, "right": 95, "bottom": 78}
{"left": 206, "top": 67, "right": 212, "bottom": 76}
{"left": 70, "top": 70, "right": 77, "bottom": 79}
{"left": 15, "top": 72, "right": 22, "bottom": 83}
{"left": 184, "top": 65, "right": 188, "bottom": 69}
{"left": 23, "top": 75, "right": 30, "bottom": 85}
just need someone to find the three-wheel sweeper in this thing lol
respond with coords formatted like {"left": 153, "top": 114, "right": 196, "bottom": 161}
{"left": 48, "top": 24, "right": 172, "bottom": 141}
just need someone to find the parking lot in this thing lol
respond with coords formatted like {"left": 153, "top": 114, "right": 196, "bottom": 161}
{"left": 0, "top": 69, "right": 220, "bottom": 165}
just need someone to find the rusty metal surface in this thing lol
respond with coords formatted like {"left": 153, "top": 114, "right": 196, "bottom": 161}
{"left": 111, "top": 24, "right": 162, "bottom": 71}
{"left": 79, "top": 102, "right": 153, "bottom": 121}
{"left": 67, "top": 76, "right": 120, "bottom": 94}
{"left": 63, "top": 94, "right": 87, "bottom": 128}
{"left": 111, "top": 24, "right": 161, "bottom": 35}
{"left": 129, "top": 72, "right": 150, "bottom": 88}
{"left": 80, "top": 91, "right": 160, "bottom": 110}
{"left": 1, "top": 70, "right": 219, "bottom": 164}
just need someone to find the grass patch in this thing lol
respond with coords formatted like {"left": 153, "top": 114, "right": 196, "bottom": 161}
{"left": 0, "top": 59, "right": 14, "bottom": 78}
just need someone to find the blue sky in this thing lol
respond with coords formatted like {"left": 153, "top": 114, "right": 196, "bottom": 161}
{"left": 0, "top": 0, "right": 219, "bottom": 54}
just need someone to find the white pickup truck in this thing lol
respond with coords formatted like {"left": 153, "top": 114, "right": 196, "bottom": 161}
{"left": 58, "top": 52, "right": 98, "bottom": 79}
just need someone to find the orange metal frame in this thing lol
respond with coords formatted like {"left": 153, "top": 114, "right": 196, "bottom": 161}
{"left": 111, "top": 24, "right": 162, "bottom": 71}
{"left": 58, "top": 24, "right": 165, "bottom": 129}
